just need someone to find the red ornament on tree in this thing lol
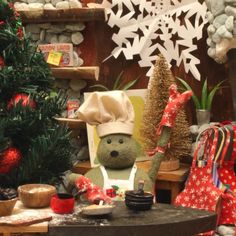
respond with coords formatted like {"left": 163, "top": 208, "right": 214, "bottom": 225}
{"left": 0, "top": 56, "right": 4, "bottom": 69}
{"left": 0, "top": 147, "right": 22, "bottom": 173}
{"left": 7, "top": 93, "right": 36, "bottom": 109}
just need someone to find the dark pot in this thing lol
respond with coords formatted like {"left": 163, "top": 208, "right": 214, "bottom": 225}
{"left": 125, "top": 190, "right": 154, "bottom": 211}
{"left": 125, "top": 200, "right": 153, "bottom": 211}
{"left": 125, "top": 195, "right": 154, "bottom": 203}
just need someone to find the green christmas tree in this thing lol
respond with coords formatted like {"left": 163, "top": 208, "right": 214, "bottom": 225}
{"left": 0, "top": 1, "right": 72, "bottom": 188}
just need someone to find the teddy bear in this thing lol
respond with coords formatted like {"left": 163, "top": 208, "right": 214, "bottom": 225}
{"left": 69, "top": 91, "right": 153, "bottom": 201}
{"left": 83, "top": 133, "right": 153, "bottom": 200}
{"left": 69, "top": 88, "right": 192, "bottom": 202}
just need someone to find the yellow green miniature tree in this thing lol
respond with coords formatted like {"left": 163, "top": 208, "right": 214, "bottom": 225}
{"left": 140, "top": 54, "right": 192, "bottom": 161}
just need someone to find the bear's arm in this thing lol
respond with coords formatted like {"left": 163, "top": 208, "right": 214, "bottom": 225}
{"left": 134, "top": 169, "right": 154, "bottom": 193}
{"left": 85, "top": 167, "right": 104, "bottom": 189}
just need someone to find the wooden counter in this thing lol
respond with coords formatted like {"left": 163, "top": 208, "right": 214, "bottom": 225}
{"left": 0, "top": 201, "right": 50, "bottom": 236}
{"left": 49, "top": 202, "right": 217, "bottom": 236}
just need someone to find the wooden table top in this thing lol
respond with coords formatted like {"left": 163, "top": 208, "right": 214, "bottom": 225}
{"left": 0, "top": 200, "right": 216, "bottom": 236}
{"left": 0, "top": 201, "right": 50, "bottom": 235}
{"left": 72, "top": 160, "right": 190, "bottom": 182}
{"left": 49, "top": 202, "right": 217, "bottom": 236}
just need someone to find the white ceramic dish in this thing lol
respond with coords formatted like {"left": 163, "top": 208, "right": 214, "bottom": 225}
{"left": 82, "top": 204, "right": 115, "bottom": 216}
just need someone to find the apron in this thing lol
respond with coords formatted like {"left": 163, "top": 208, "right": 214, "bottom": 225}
{"left": 216, "top": 126, "right": 236, "bottom": 226}
{"left": 100, "top": 165, "right": 137, "bottom": 201}
{"left": 175, "top": 128, "right": 223, "bottom": 236}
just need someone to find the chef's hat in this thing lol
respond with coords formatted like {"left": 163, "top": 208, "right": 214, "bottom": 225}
{"left": 76, "top": 91, "right": 134, "bottom": 137}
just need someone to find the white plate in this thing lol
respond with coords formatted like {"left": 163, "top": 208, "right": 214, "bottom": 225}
{"left": 82, "top": 204, "right": 115, "bottom": 216}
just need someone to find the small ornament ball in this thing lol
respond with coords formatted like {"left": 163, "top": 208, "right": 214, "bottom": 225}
{"left": 7, "top": 93, "right": 36, "bottom": 109}
{"left": 0, "top": 56, "right": 4, "bottom": 69}
{"left": 0, "top": 147, "right": 22, "bottom": 173}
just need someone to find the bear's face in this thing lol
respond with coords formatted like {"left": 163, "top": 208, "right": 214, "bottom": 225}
{"left": 97, "top": 134, "right": 137, "bottom": 169}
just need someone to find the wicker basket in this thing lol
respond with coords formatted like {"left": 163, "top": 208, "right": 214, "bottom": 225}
{"left": 18, "top": 184, "right": 56, "bottom": 208}
{"left": 0, "top": 198, "right": 17, "bottom": 216}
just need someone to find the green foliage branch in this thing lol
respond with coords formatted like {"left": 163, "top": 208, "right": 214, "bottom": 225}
{"left": 177, "top": 77, "right": 226, "bottom": 111}
{"left": 0, "top": 1, "right": 72, "bottom": 188}
{"left": 90, "top": 71, "right": 140, "bottom": 91}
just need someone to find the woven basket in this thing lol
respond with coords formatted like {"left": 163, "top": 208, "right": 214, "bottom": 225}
{"left": 0, "top": 198, "right": 17, "bottom": 216}
{"left": 18, "top": 184, "right": 56, "bottom": 208}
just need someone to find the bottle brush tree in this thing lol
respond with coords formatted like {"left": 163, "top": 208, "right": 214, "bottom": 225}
{"left": 140, "top": 54, "right": 192, "bottom": 161}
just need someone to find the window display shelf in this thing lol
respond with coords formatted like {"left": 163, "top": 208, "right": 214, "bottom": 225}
{"left": 51, "top": 66, "right": 99, "bottom": 81}
{"left": 55, "top": 117, "right": 86, "bottom": 129}
{"left": 19, "top": 7, "right": 107, "bottom": 23}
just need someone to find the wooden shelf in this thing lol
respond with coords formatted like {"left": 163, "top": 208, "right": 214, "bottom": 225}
{"left": 55, "top": 117, "right": 86, "bottom": 129}
{"left": 51, "top": 66, "right": 99, "bottom": 81}
{"left": 19, "top": 7, "right": 107, "bottom": 23}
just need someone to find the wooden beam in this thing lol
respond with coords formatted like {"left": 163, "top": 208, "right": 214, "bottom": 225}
{"left": 19, "top": 7, "right": 107, "bottom": 23}
{"left": 51, "top": 66, "right": 99, "bottom": 81}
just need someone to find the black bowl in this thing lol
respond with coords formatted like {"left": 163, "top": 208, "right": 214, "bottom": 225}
{"left": 125, "top": 190, "right": 154, "bottom": 199}
{"left": 125, "top": 200, "right": 153, "bottom": 211}
{"left": 125, "top": 190, "right": 154, "bottom": 211}
{"left": 125, "top": 191, "right": 154, "bottom": 202}
{"left": 125, "top": 195, "right": 154, "bottom": 203}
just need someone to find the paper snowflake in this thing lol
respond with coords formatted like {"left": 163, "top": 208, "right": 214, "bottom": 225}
{"left": 101, "top": 0, "right": 207, "bottom": 81}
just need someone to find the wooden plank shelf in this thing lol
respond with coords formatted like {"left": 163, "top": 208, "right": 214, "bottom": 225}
{"left": 19, "top": 7, "right": 107, "bottom": 23}
{"left": 51, "top": 66, "right": 99, "bottom": 81}
{"left": 55, "top": 117, "right": 86, "bottom": 129}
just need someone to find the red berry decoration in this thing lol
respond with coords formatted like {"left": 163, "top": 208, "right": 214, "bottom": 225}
{"left": 0, "top": 56, "right": 4, "bottom": 69}
{"left": 17, "top": 27, "right": 23, "bottom": 39}
{"left": 0, "top": 147, "right": 22, "bottom": 174}
{"left": 7, "top": 93, "right": 36, "bottom": 109}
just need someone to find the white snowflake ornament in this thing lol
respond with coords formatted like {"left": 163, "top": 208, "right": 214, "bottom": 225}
{"left": 101, "top": 0, "right": 208, "bottom": 81}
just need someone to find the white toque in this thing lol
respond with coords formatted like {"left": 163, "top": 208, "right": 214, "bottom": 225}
{"left": 76, "top": 91, "right": 135, "bottom": 137}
